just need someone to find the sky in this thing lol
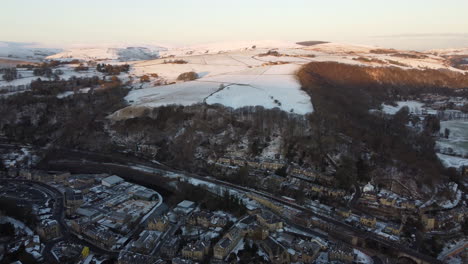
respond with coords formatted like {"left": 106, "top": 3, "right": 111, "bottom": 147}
{"left": 1, "top": 0, "right": 468, "bottom": 50}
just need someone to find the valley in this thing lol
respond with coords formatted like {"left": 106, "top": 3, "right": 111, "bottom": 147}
{"left": 1, "top": 40, "right": 467, "bottom": 264}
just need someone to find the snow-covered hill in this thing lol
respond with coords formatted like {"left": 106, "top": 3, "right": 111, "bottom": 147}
{"left": 160, "top": 40, "right": 300, "bottom": 57}
{"left": 2, "top": 40, "right": 467, "bottom": 119}
{"left": 47, "top": 46, "right": 166, "bottom": 61}
{"left": 115, "top": 41, "right": 466, "bottom": 117}
{"left": 0, "top": 41, "right": 62, "bottom": 61}
{"left": 427, "top": 47, "right": 468, "bottom": 56}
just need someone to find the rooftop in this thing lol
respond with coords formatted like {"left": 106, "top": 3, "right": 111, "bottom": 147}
{"left": 102, "top": 175, "right": 124, "bottom": 185}
{"left": 177, "top": 200, "right": 195, "bottom": 208}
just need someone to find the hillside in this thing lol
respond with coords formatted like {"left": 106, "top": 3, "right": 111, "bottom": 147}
{"left": 47, "top": 46, "right": 165, "bottom": 61}
{"left": 0, "top": 41, "right": 62, "bottom": 61}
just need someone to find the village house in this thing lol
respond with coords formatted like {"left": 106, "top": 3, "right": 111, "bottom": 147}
{"left": 261, "top": 161, "right": 285, "bottom": 171}
{"left": 64, "top": 188, "right": 84, "bottom": 216}
{"left": 174, "top": 200, "right": 196, "bottom": 215}
{"left": 257, "top": 210, "right": 283, "bottom": 231}
{"left": 130, "top": 230, "right": 162, "bottom": 254}
{"left": 360, "top": 215, "right": 377, "bottom": 228}
{"left": 451, "top": 206, "right": 467, "bottom": 223}
{"left": 82, "top": 224, "right": 122, "bottom": 249}
{"left": 36, "top": 220, "right": 60, "bottom": 241}
{"left": 289, "top": 167, "right": 303, "bottom": 175}
{"left": 69, "top": 175, "right": 97, "bottom": 194}
{"left": 247, "top": 193, "right": 283, "bottom": 214}
{"left": 19, "top": 169, "right": 32, "bottom": 179}
{"left": 161, "top": 236, "right": 181, "bottom": 259}
{"left": 384, "top": 222, "right": 403, "bottom": 236}
{"left": 302, "top": 170, "right": 317, "bottom": 178}
{"left": 329, "top": 244, "right": 355, "bottom": 263}
{"left": 399, "top": 200, "right": 416, "bottom": 209}
{"left": 421, "top": 208, "right": 467, "bottom": 231}
{"left": 318, "top": 174, "right": 334, "bottom": 183}
{"left": 292, "top": 212, "right": 312, "bottom": 227}
{"left": 240, "top": 216, "right": 269, "bottom": 240}
{"left": 232, "top": 158, "right": 246, "bottom": 167}
{"left": 311, "top": 184, "right": 325, "bottom": 194}
{"left": 327, "top": 188, "right": 346, "bottom": 198}
{"left": 217, "top": 157, "right": 231, "bottom": 165}
{"left": 247, "top": 222, "right": 269, "bottom": 240}
{"left": 118, "top": 251, "right": 158, "bottom": 264}
{"left": 310, "top": 217, "right": 331, "bottom": 231}
{"left": 54, "top": 172, "right": 70, "bottom": 183}
{"left": 247, "top": 160, "right": 261, "bottom": 169}
{"left": 336, "top": 207, "right": 351, "bottom": 218}
{"left": 379, "top": 196, "right": 397, "bottom": 207}
{"left": 292, "top": 239, "right": 322, "bottom": 264}
{"left": 421, "top": 213, "right": 436, "bottom": 231}
{"left": 259, "top": 236, "right": 291, "bottom": 264}
{"left": 213, "top": 227, "right": 243, "bottom": 259}
{"left": 188, "top": 211, "right": 228, "bottom": 228}
{"left": 188, "top": 211, "right": 213, "bottom": 227}
{"left": 360, "top": 193, "right": 378, "bottom": 205}
{"left": 182, "top": 240, "right": 210, "bottom": 261}
{"left": 147, "top": 215, "right": 170, "bottom": 232}
{"left": 28, "top": 172, "right": 54, "bottom": 183}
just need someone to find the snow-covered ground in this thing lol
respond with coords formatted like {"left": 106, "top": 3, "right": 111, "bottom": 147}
{"left": 436, "top": 153, "right": 468, "bottom": 168}
{"left": 354, "top": 249, "right": 373, "bottom": 264}
{"left": 438, "top": 238, "right": 467, "bottom": 262}
{"left": 47, "top": 45, "right": 166, "bottom": 61}
{"left": 0, "top": 41, "right": 61, "bottom": 60}
{"left": 114, "top": 58, "right": 314, "bottom": 118}
{"left": 381, "top": 101, "right": 425, "bottom": 115}
{"left": 3, "top": 40, "right": 467, "bottom": 118}
{"left": 160, "top": 40, "right": 300, "bottom": 57}
{"left": 437, "top": 182, "right": 462, "bottom": 209}
{"left": 437, "top": 120, "right": 468, "bottom": 158}
{"left": 428, "top": 47, "right": 468, "bottom": 56}
{"left": 204, "top": 64, "right": 313, "bottom": 114}
{"left": 0, "top": 216, "right": 34, "bottom": 236}
{"left": 0, "top": 66, "right": 106, "bottom": 91}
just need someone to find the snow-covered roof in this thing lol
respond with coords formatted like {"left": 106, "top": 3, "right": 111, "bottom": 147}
{"left": 177, "top": 200, "right": 195, "bottom": 208}
{"left": 102, "top": 175, "right": 124, "bottom": 185}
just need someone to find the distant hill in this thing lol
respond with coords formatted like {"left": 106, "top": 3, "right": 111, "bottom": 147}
{"left": 0, "top": 41, "right": 62, "bottom": 61}
{"left": 296, "top": 41, "right": 329, "bottom": 46}
{"left": 47, "top": 46, "right": 167, "bottom": 61}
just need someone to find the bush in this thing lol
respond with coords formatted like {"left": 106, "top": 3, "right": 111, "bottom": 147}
{"left": 258, "top": 50, "right": 281, "bottom": 57}
{"left": 177, "top": 71, "right": 198, "bottom": 81}
{"left": 33, "top": 67, "right": 53, "bottom": 78}
{"left": 74, "top": 64, "right": 89, "bottom": 72}
{"left": 163, "top": 59, "right": 188, "bottom": 64}
{"left": 140, "top": 75, "right": 150, "bottom": 82}
{"left": 96, "top": 63, "right": 130, "bottom": 75}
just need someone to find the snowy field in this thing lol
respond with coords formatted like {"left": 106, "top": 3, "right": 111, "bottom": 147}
{"left": 47, "top": 45, "right": 166, "bottom": 61}
{"left": 2, "top": 40, "right": 467, "bottom": 118}
{"left": 381, "top": 101, "right": 425, "bottom": 115}
{"left": 0, "top": 66, "right": 106, "bottom": 90}
{"left": 437, "top": 120, "right": 468, "bottom": 157}
{"left": 115, "top": 53, "right": 315, "bottom": 118}
{"left": 0, "top": 41, "right": 61, "bottom": 60}
{"left": 436, "top": 153, "right": 468, "bottom": 168}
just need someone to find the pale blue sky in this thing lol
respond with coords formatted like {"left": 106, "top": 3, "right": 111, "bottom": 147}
{"left": 2, "top": 0, "right": 467, "bottom": 49}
